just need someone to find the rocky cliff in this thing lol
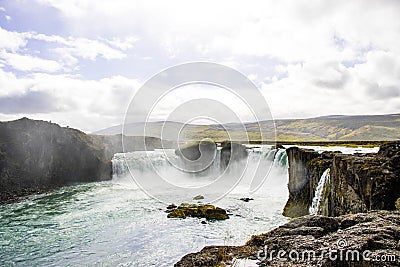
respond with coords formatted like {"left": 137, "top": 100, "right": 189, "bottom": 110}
{"left": 0, "top": 118, "right": 113, "bottom": 203}
{"left": 175, "top": 210, "right": 400, "bottom": 266}
{"left": 283, "top": 142, "right": 400, "bottom": 217}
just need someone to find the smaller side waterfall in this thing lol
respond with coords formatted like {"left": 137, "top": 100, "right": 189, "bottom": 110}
{"left": 273, "top": 149, "right": 288, "bottom": 168}
{"left": 309, "top": 168, "right": 330, "bottom": 215}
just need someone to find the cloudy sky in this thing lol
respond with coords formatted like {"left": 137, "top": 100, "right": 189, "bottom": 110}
{"left": 0, "top": 0, "right": 399, "bottom": 132}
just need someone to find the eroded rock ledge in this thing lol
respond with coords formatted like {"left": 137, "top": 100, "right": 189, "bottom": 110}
{"left": 283, "top": 142, "right": 400, "bottom": 217}
{"left": 175, "top": 211, "right": 400, "bottom": 267}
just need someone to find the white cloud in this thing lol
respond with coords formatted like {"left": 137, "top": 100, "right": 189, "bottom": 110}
{"left": 1, "top": 51, "right": 63, "bottom": 72}
{"left": 0, "top": 68, "right": 140, "bottom": 132}
{"left": 33, "top": 0, "right": 399, "bottom": 61}
{"left": 105, "top": 36, "right": 139, "bottom": 50}
{"left": 0, "top": 27, "right": 27, "bottom": 51}
{"left": 32, "top": 34, "right": 133, "bottom": 60}
{"left": 0, "top": 0, "right": 399, "bottom": 131}
{"left": 262, "top": 50, "right": 400, "bottom": 119}
{"left": 0, "top": 26, "right": 137, "bottom": 73}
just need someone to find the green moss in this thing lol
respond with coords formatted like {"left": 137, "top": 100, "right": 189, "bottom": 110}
{"left": 306, "top": 158, "right": 324, "bottom": 169}
{"left": 167, "top": 209, "right": 187, "bottom": 219}
{"left": 396, "top": 198, "right": 400, "bottom": 211}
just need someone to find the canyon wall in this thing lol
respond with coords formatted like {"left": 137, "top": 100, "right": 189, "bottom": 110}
{"left": 0, "top": 118, "right": 111, "bottom": 203}
{"left": 284, "top": 142, "right": 400, "bottom": 217}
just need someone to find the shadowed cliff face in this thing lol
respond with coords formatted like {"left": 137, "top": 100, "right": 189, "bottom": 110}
{"left": 283, "top": 147, "right": 330, "bottom": 217}
{"left": 220, "top": 141, "right": 248, "bottom": 171}
{"left": 0, "top": 118, "right": 113, "bottom": 203}
{"left": 284, "top": 142, "right": 400, "bottom": 217}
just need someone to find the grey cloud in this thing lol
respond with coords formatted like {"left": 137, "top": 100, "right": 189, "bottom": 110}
{"left": 366, "top": 82, "right": 400, "bottom": 99}
{"left": 313, "top": 67, "right": 349, "bottom": 90}
{"left": 0, "top": 90, "right": 62, "bottom": 114}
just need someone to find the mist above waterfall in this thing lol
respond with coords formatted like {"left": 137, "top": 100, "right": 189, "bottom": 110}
{"left": 111, "top": 145, "right": 289, "bottom": 204}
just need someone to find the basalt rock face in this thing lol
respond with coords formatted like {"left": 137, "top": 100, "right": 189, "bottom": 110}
{"left": 220, "top": 141, "right": 248, "bottom": 170}
{"left": 175, "top": 140, "right": 217, "bottom": 161}
{"left": 284, "top": 142, "right": 400, "bottom": 218}
{"left": 0, "top": 118, "right": 112, "bottom": 203}
{"left": 283, "top": 147, "right": 331, "bottom": 217}
{"left": 328, "top": 144, "right": 400, "bottom": 216}
{"left": 175, "top": 211, "right": 400, "bottom": 267}
{"left": 175, "top": 140, "right": 217, "bottom": 172}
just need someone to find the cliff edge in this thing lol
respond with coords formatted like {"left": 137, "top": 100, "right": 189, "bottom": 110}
{"left": 0, "top": 118, "right": 111, "bottom": 203}
{"left": 283, "top": 142, "right": 400, "bottom": 217}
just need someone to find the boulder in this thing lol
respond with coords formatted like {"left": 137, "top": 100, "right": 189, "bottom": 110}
{"left": 167, "top": 203, "right": 229, "bottom": 220}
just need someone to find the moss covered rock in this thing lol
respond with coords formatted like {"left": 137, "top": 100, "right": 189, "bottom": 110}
{"left": 167, "top": 203, "right": 229, "bottom": 220}
{"left": 396, "top": 198, "right": 400, "bottom": 210}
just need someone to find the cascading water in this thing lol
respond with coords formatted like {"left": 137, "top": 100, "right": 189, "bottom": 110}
{"left": 309, "top": 168, "right": 330, "bottom": 215}
{"left": 273, "top": 148, "right": 288, "bottom": 167}
{"left": 111, "top": 146, "right": 289, "bottom": 194}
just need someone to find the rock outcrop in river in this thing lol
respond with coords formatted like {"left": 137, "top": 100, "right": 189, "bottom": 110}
{"left": 167, "top": 203, "right": 229, "bottom": 220}
{"left": 283, "top": 142, "right": 400, "bottom": 217}
{"left": 175, "top": 210, "right": 400, "bottom": 266}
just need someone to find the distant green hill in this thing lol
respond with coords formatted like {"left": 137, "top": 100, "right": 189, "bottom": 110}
{"left": 93, "top": 113, "right": 400, "bottom": 142}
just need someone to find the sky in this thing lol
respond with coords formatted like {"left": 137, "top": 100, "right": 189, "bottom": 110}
{"left": 0, "top": 0, "right": 399, "bottom": 132}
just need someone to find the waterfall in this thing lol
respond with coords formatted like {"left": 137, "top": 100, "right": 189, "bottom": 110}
{"left": 273, "top": 149, "right": 288, "bottom": 167}
{"left": 112, "top": 147, "right": 289, "bottom": 179}
{"left": 111, "top": 146, "right": 289, "bottom": 198}
{"left": 309, "top": 168, "right": 330, "bottom": 215}
{"left": 112, "top": 150, "right": 176, "bottom": 180}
